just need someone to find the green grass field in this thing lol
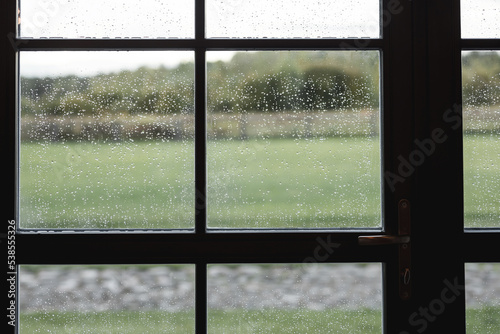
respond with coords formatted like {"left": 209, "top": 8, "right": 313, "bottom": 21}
{"left": 19, "top": 310, "right": 195, "bottom": 334}
{"left": 18, "top": 307, "right": 500, "bottom": 333}
{"left": 20, "top": 140, "right": 195, "bottom": 229}
{"left": 19, "top": 134, "right": 498, "bottom": 229}
{"left": 463, "top": 135, "right": 500, "bottom": 227}
{"left": 19, "top": 308, "right": 382, "bottom": 334}
{"left": 207, "top": 136, "right": 381, "bottom": 228}
{"left": 20, "top": 136, "right": 381, "bottom": 229}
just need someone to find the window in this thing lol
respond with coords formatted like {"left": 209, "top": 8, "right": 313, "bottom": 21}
{"left": 3, "top": 1, "right": 500, "bottom": 333}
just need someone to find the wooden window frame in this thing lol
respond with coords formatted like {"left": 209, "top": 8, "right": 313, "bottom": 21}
{"left": 3, "top": 1, "right": 500, "bottom": 333}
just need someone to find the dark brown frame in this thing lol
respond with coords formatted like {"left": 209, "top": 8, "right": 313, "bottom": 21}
{"left": 3, "top": 1, "right": 500, "bottom": 333}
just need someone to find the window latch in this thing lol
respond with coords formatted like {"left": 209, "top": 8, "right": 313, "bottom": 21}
{"left": 358, "top": 199, "right": 411, "bottom": 300}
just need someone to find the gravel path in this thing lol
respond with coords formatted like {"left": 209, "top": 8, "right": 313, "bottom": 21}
{"left": 19, "top": 263, "right": 499, "bottom": 312}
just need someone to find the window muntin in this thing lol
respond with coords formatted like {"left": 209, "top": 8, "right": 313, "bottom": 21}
{"left": 206, "top": 0, "right": 380, "bottom": 39}
{"left": 207, "top": 51, "right": 381, "bottom": 229}
{"left": 19, "top": 51, "right": 195, "bottom": 229}
{"left": 19, "top": 0, "right": 195, "bottom": 39}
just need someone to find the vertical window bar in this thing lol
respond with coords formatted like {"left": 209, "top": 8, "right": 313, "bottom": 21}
{"left": 195, "top": 0, "right": 207, "bottom": 234}
{"left": 5, "top": 0, "right": 17, "bottom": 224}
{"left": 195, "top": 0, "right": 208, "bottom": 333}
{"left": 4, "top": 1, "right": 18, "bottom": 334}
{"left": 195, "top": 261, "right": 208, "bottom": 333}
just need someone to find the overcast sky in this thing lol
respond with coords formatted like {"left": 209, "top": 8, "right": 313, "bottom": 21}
{"left": 20, "top": 51, "right": 236, "bottom": 78}
{"left": 19, "top": 0, "right": 498, "bottom": 77}
{"left": 19, "top": 0, "right": 378, "bottom": 77}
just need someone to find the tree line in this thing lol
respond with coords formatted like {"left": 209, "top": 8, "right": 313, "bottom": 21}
{"left": 21, "top": 51, "right": 380, "bottom": 117}
{"left": 20, "top": 51, "right": 500, "bottom": 118}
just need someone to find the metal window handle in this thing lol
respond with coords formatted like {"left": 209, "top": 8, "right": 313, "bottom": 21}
{"left": 358, "top": 199, "right": 412, "bottom": 300}
{"left": 358, "top": 199, "right": 411, "bottom": 246}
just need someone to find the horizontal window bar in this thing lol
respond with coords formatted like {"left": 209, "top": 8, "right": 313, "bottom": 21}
{"left": 463, "top": 232, "right": 500, "bottom": 262}
{"left": 205, "top": 38, "right": 384, "bottom": 49}
{"left": 461, "top": 39, "right": 500, "bottom": 49}
{"left": 464, "top": 229, "right": 500, "bottom": 233}
{"left": 12, "top": 38, "right": 384, "bottom": 51}
{"left": 16, "top": 232, "right": 390, "bottom": 264}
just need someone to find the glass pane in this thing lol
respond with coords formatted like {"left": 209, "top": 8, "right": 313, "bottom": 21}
{"left": 19, "top": 0, "right": 194, "bottom": 39}
{"left": 19, "top": 51, "right": 195, "bottom": 229}
{"left": 206, "top": 0, "right": 380, "bottom": 39}
{"left": 19, "top": 265, "right": 195, "bottom": 333}
{"left": 207, "top": 51, "right": 381, "bottom": 228}
{"left": 208, "top": 263, "right": 383, "bottom": 333}
{"left": 466, "top": 263, "right": 500, "bottom": 333}
{"left": 461, "top": 0, "right": 500, "bottom": 38}
{"left": 462, "top": 51, "right": 500, "bottom": 228}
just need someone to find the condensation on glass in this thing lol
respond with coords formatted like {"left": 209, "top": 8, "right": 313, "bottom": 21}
{"left": 461, "top": 0, "right": 500, "bottom": 38}
{"left": 465, "top": 263, "right": 500, "bottom": 333}
{"left": 19, "top": 0, "right": 194, "bottom": 39}
{"left": 462, "top": 51, "right": 500, "bottom": 228}
{"left": 206, "top": 0, "right": 380, "bottom": 38}
{"left": 207, "top": 51, "right": 381, "bottom": 228}
{"left": 19, "top": 265, "right": 195, "bottom": 333}
{"left": 19, "top": 51, "right": 195, "bottom": 229}
{"left": 207, "top": 263, "right": 383, "bottom": 333}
